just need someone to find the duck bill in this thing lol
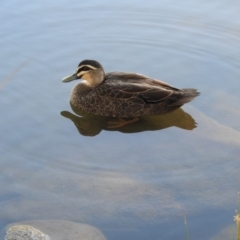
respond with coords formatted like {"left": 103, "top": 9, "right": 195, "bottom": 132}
{"left": 62, "top": 73, "right": 77, "bottom": 82}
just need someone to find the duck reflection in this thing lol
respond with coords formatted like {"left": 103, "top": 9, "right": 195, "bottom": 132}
{"left": 61, "top": 103, "right": 197, "bottom": 136}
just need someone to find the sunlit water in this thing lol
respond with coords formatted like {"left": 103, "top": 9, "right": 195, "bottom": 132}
{"left": 0, "top": 0, "right": 240, "bottom": 239}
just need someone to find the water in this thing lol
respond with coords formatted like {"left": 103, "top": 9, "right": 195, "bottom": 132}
{"left": 0, "top": 0, "right": 240, "bottom": 239}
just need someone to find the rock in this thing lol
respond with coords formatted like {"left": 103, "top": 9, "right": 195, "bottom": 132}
{"left": 5, "top": 220, "right": 107, "bottom": 240}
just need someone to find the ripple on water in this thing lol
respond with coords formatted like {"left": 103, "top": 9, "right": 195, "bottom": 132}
{"left": 75, "top": 7, "right": 240, "bottom": 73}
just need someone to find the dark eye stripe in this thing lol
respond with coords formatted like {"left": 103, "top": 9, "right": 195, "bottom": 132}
{"left": 78, "top": 66, "right": 90, "bottom": 72}
{"left": 77, "top": 65, "right": 96, "bottom": 73}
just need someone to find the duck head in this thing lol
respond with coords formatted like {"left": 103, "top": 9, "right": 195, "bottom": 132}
{"left": 62, "top": 60, "right": 105, "bottom": 87}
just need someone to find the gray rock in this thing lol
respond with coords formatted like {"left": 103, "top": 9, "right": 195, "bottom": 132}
{"left": 5, "top": 220, "right": 107, "bottom": 240}
{"left": 5, "top": 225, "right": 50, "bottom": 240}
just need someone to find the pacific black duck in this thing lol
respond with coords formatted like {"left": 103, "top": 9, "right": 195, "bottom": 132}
{"left": 62, "top": 60, "right": 199, "bottom": 118}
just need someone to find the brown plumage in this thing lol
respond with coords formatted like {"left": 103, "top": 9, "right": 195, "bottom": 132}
{"left": 62, "top": 60, "right": 199, "bottom": 118}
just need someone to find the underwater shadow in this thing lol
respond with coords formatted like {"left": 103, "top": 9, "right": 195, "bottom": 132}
{"left": 61, "top": 104, "right": 197, "bottom": 137}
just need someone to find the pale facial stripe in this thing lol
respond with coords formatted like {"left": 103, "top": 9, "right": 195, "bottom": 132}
{"left": 77, "top": 65, "right": 97, "bottom": 71}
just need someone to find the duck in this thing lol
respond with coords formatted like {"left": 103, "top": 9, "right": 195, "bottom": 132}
{"left": 62, "top": 60, "right": 199, "bottom": 118}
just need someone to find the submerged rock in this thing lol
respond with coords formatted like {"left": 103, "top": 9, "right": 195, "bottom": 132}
{"left": 5, "top": 225, "right": 50, "bottom": 240}
{"left": 5, "top": 220, "right": 107, "bottom": 240}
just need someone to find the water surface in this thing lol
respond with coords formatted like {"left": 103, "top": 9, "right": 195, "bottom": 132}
{"left": 0, "top": 0, "right": 240, "bottom": 239}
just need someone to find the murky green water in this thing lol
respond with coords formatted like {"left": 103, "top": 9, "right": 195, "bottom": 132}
{"left": 1, "top": 0, "right": 240, "bottom": 239}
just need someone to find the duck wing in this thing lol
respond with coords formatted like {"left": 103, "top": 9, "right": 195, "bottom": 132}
{"left": 110, "top": 82, "right": 173, "bottom": 103}
{"left": 94, "top": 72, "right": 176, "bottom": 103}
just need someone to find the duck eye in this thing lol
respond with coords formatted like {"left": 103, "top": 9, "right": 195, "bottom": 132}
{"left": 78, "top": 66, "right": 91, "bottom": 72}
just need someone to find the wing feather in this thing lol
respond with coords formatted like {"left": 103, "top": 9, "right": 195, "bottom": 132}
{"left": 92, "top": 76, "right": 174, "bottom": 103}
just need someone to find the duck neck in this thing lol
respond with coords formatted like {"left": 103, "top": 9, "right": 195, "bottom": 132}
{"left": 83, "top": 69, "right": 105, "bottom": 87}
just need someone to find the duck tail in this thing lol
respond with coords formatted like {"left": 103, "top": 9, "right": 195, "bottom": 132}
{"left": 170, "top": 88, "right": 200, "bottom": 106}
